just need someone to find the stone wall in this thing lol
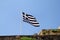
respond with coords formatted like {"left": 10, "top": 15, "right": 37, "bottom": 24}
{"left": 39, "top": 35, "right": 60, "bottom": 40}
{"left": 0, "top": 36, "right": 20, "bottom": 40}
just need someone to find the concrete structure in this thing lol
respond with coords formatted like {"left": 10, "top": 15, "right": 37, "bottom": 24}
{"left": 39, "top": 29, "right": 60, "bottom": 36}
{"left": 38, "top": 29, "right": 60, "bottom": 40}
{"left": 0, "top": 36, "right": 20, "bottom": 40}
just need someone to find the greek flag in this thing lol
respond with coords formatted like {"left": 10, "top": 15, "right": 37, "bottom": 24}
{"left": 22, "top": 12, "right": 40, "bottom": 27}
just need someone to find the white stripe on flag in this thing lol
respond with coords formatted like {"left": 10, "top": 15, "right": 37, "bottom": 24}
{"left": 22, "top": 12, "right": 40, "bottom": 27}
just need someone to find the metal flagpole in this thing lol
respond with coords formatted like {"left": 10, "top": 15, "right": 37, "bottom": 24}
{"left": 20, "top": 11, "right": 22, "bottom": 35}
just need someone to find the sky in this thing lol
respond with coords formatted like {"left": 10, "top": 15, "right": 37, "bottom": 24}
{"left": 0, "top": 0, "right": 60, "bottom": 35}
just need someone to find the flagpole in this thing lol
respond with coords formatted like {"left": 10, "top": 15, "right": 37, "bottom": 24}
{"left": 20, "top": 11, "right": 22, "bottom": 35}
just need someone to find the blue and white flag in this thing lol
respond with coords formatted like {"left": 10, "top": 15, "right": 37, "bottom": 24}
{"left": 22, "top": 12, "right": 40, "bottom": 27}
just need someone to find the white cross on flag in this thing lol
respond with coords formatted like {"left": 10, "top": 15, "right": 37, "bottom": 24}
{"left": 22, "top": 12, "right": 40, "bottom": 27}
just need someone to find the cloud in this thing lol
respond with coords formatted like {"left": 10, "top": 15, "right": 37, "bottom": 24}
{"left": 58, "top": 26, "right": 60, "bottom": 29}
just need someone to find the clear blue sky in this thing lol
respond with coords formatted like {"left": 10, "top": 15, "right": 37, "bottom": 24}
{"left": 0, "top": 0, "right": 60, "bottom": 35}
